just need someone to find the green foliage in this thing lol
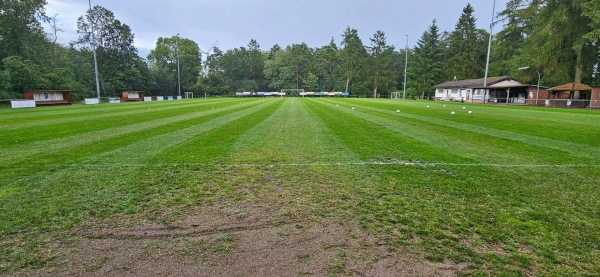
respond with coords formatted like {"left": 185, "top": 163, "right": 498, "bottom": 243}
{"left": 77, "top": 5, "right": 147, "bottom": 96}
{"left": 264, "top": 43, "right": 313, "bottom": 90}
{"left": 507, "top": 0, "right": 597, "bottom": 87}
{"left": 1, "top": 1, "right": 598, "bottom": 98}
{"left": 312, "top": 38, "right": 343, "bottom": 91}
{"left": 340, "top": 27, "right": 368, "bottom": 92}
{"left": 367, "top": 31, "right": 397, "bottom": 97}
{"left": 410, "top": 20, "right": 445, "bottom": 98}
{"left": 147, "top": 36, "right": 201, "bottom": 96}
{"left": 444, "top": 4, "right": 489, "bottom": 80}
{"left": 583, "top": 0, "right": 600, "bottom": 42}
{"left": 0, "top": 0, "right": 48, "bottom": 61}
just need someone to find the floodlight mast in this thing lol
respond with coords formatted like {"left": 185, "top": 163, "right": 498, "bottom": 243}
{"left": 518, "top": 66, "right": 541, "bottom": 106}
{"left": 89, "top": 0, "right": 100, "bottom": 100}
{"left": 176, "top": 34, "right": 181, "bottom": 97}
{"left": 403, "top": 35, "right": 408, "bottom": 99}
{"left": 482, "top": 0, "right": 497, "bottom": 104}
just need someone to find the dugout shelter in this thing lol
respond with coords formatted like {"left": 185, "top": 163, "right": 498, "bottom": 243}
{"left": 24, "top": 90, "right": 72, "bottom": 106}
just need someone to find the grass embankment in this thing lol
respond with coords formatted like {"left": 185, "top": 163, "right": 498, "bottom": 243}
{"left": 1, "top": 97, "right": 599, "bottom": 275}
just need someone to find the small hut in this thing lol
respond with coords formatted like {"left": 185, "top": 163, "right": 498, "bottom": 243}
{"left": 546, "top": 82, "right": 592, "bottom": 108}
{"left": 122, "top": 91, "right": 145, "bottom": 102}
{"left": 24, "top": 90, "right": 72, "bottom": 106}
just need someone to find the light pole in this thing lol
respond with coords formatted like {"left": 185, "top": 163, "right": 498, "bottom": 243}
{"left": 518, "top": 66, "right": 540, "bottom": 106}
{"left": 88, "top": 0, "right": 100, "bottom": 100}
{"left": 483, "top": 0, "right": 496, "bottom": 104}
{"left": 176, "top": 34, "right": 181, "bottom": 97}
{"left": 403, "top": 35, "right": 408, "bottom": 99}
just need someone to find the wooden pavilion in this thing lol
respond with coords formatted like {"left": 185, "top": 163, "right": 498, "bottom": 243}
{"left": 24, "top": 90, "right": 72, "bottom": 106}
{"left": 546, "top": 82, "right": 592, "bottom": 108}
{"left": 122, "top": 91, "right": 145, "bottom": 102}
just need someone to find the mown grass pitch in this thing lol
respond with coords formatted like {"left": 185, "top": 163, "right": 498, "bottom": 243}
{"left": 1, "top": 98, "right": 599, "bottom": 275}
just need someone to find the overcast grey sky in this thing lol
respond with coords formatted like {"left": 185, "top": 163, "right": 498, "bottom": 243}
{"left": 45, "top": 0, "right": 509, "bottom": 58}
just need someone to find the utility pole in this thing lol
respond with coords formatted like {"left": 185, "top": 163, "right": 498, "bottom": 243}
{"left": 403, "top": 35, "right": 408, "bottom": 99}
{"left": 483, "top": 0, "right": 496, "bottom": 104}
{"left": 89, "top": 0, "right": 100, "bottom": 100}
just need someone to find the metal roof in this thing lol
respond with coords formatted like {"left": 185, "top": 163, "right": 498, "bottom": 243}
{"left": 433, "top": 76, "right": 512, "bottom": 89}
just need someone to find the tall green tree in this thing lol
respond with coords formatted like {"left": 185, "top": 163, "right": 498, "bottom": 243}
{"left": 584, "top": 0, "right": 600, "bottom": 42}
{"left": 312, "top": 38, "right": 342, "bottom": 91}
{"left": 0, "top": 0, "right": 48, "bottom": 61}
{"left": 147, "top": 36, "right": 201, "bottom": 95}
{"left": 367, "top": 30, "right": 396, "bottom": 98}
{"left": 77, "top": 5, "right": 148, "bottom": 95}
{"left": 490, "top": 0, "right": 535, "bottom": 76}
{"left": 410, "top": 20, "right": 446, "bottom": 98}
{"left": 340, "top": 27, "right": 368, "bottom": 93}
{"left": 523, "top": 0, "right": 596, "bottom": 91}
{"left": 263, "top": 43, "right": 313, "bottom": 90}
{"left": 444, "top": 4, "right": 489, "bottom": 80}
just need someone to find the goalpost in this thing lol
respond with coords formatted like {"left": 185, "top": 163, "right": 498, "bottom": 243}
{"left": 281, "top": 89, "right": 304, "bottom": 97}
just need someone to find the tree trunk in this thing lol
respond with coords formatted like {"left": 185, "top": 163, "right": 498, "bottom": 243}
{"left": 574, "top": 45, "right": 583, "bottom": 99}
{"left": 345, "top": 77, "right": 350, "bottom": 93}
{"left": 373, "top": 85, "right": 378, "bottom": 98}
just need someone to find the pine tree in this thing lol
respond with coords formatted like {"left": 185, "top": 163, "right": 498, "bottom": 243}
{"left": 367, "top": 30, "right": 396, "bottom": 98}
{"left": 523, "top": 0, "right": 596, "bottom": 91}
{"left": 340, "top": 27, "right": 368, "bottom": 93}
{"left": 490, "top": 0, "right": 534, "bottom": 76}
{"left": 444, "top": 4, "right": 489, "bottom": 80}
{"left": 410, "top": 20, "right": 445, "bottom": 98}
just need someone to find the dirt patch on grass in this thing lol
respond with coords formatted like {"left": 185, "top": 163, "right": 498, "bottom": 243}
{"left": 5, "top": 202, "right": 466, "bottom": 276}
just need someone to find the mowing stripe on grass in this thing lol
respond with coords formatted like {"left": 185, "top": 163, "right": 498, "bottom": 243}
{"left": 0, "top": 99, "right": 270, "bottom": 165}
{"left": 323, "top": 99, "right": 600, "bottom": 161}
{"left": 311, "top": 99, "right": 582, "bottom": 165}
{"left": 0, "top": 99, "right": 241, "bottom": 131}
{"left": 306, "top": 98, "right": 470, "bottom": 164}
{"left": 0, "top": 98, "right": 232, "bottom": 121}
{"left": 0, "top": 99, "right": 282, "bottom": 233}
{"left": 229, "top": 98, "right": 361, "bottom": 164}
{"left": 154, "top": 99, "right": 285, "bottom": 164}
{"left": 76, "top": 99, "right": 282, "bottom": 165}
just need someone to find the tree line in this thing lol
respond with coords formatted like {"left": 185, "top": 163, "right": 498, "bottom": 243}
{"left": 1, "top": 0, "right": 598, "bottom": 101}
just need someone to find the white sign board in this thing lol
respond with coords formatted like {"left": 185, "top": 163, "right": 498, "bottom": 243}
{"left": 11, "top": 100, "right": 36, "bottom": 109}
{"left": 177, "top": 96, "right": 182, "bottom": 100}
{"left": 144, "top": 97, "right": 152, "bottom": 102}
{"left": 85, "top": 98, "right": 100, "bottom": 105}
{"left": 157, "top": 96, "right": 164, "bottom": 101}
{"left": 108, "top": 98, "right": 120, "bottom": 104}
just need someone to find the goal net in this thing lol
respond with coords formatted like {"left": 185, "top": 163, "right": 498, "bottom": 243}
{"left": 281, "top": 89, "right": 304, "bottom": 97}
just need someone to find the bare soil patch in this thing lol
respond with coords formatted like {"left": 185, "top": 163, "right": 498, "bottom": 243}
{"left": 5, "top": 202, "right": 466, "bottom": 276}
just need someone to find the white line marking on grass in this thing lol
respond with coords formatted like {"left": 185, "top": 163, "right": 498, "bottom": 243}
{"left": 73, "top": 161, "right": 599, "bottom": 168}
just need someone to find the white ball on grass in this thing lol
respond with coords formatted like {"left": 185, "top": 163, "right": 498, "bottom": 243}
{"left": 336, "top": 104, "right": 339, "bottom": 107}
{"left": 427, "top": 105, "right": 430, "bottom": 108}
{"left": 352, "top": 107, "right": 355, "bottom": 110}
{"left": 396, "top": 109, "right": 400, "bottom": 113}
{"left": 443, "top": 105, "right": 446, "bottom": 108}
{"left": 462, "top": 106, "right": 466, "bottom": 109}
{"left": 451, "top": 111, "right": 456, "bottom": 115}
{"left": 468, "top": 111, "right": 473, "bottom": 114}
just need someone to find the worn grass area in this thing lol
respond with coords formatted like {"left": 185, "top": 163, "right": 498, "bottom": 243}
{"left": 1, "top": 98, "right": 599, "bottom": 275}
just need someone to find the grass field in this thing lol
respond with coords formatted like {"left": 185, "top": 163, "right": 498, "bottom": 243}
{"left": 1, "top": 97, "right": 599, "bottom": 276}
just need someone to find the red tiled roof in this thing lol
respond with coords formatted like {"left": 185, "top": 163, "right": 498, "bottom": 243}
{"left": 547, "top": 82, "right": 592, "bottom": 91}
